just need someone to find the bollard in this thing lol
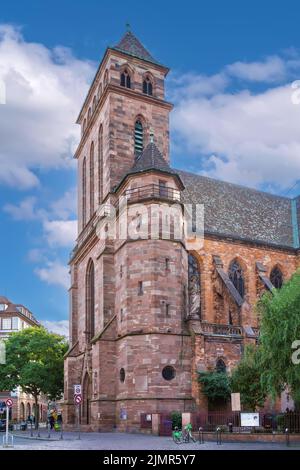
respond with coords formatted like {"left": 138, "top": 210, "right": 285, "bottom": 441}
{"left": 198, "top": 427, "right": 204, "bottom": 444}
{"left": 30, "top": 420, "right": 33, "bottom": 437}
{"left": 285, "top": 428, "right": 290, "bottom": 447}
{"left": 216, "top": 427, "right": 222, "bottom": 445}
{"left": 60, "top": 421, "right": 63, "bottom": 440}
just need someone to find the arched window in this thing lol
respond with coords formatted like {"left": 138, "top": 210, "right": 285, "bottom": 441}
{"left": 143, "top": 76, "right": 153, "bottom": 95}
{"left": 120, "top": 69, "right": 131, "bottom": 88}
{"left": 97, "top": 83, "right": 102, "bottom": 101}
{"left": 82, "top": 157, "right": 87, "bottom": 227}
{"left": 86, "top": 260, "right": 95, "bottom": 340}
{"left": 188, "top": 254, "right": 201, "bottom": 317}
{"left": 90, "top": 142, "right": 94, "bottom": 217}
{"left": 216, "top": 359, "right": 226, "bottom": 373}
{"left": 270, "top": 266, "right": 283, "bottom": 289}
{"left": 98, "top": 125, "right": 103, "bottom": 204}
{"left": 104, "top": 70, "right": 108, "bottom": 87}
{"left": 229, "top": 260, "right": 245, "bottom": 298}
{"left": 87, "top": 107, "right": 91, "bottom": 122}
{"left": 92, "top": 95, "right": 96, "bottom": 113}
{"left": 134, "top": 119, "right": 144, "bottom": 155}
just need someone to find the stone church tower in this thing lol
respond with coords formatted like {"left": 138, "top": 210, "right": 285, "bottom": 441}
{"left": 64, "top": 29, "right": 300, "bottom": 429}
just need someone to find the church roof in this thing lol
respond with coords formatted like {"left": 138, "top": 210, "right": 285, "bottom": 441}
{"left": 112, "top": 31, "right": 161, "bottom": 65}
{"left": 131, "top": 142, "right": 175, "bottom": 174}
{"left": 178, "top": 170, "right": 298, "bottom": 249}
{"left": 113, "top": 142, "right": 184, "bottom": 192}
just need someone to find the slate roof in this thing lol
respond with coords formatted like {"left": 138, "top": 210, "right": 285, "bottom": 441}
{"left": 131, "top": 142, "right": 176, "bottom": 174}
{"left": 177, "top": 170, "right": 298, "bottom": 249}
{"left": 112, "top": 31, "right": 160, "bottom": 65}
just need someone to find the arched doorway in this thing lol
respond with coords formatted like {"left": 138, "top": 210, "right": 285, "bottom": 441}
{"left": 27, "top": 403, "right": 31, "bottom": 419}
{"left": 82, "top": 373, "right": 91, "bottom": 425}
{"left": 20, "top": 402, "right": 25, "bottom": 420}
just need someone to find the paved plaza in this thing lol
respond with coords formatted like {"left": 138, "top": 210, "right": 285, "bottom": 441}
{"left": 0, "top": 431, "right": 297, "bottom": 450}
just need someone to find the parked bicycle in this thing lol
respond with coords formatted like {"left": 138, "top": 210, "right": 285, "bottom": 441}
{"left": 172, "top": 423, "right": 196, "bottom": 444}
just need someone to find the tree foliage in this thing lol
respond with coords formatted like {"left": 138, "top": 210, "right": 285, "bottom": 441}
{"left": 198, "top": 371, "right": 231, "bottom": 401}
{"left": 0, "top": 327, "right": 68, "bottom": 425}
{"left": 230, "top": 345, "right": 267, "bottom": 410}
{"left": 257, "top": 270, "right": 300, "bottom": 404}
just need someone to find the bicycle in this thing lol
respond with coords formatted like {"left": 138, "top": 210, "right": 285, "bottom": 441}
{"left": 172, "top": 424, "right": 196, "bottom": 444}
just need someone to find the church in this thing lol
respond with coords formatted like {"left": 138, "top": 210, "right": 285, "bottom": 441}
{"left": 63, "top": 29, "right": 300, "bottom": 431}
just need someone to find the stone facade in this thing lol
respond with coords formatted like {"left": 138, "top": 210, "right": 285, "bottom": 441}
{"left": 63, "top": 30, "right": 300, "bottom": 431}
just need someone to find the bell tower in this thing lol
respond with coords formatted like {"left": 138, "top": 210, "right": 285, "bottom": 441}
{"left": 75, "top": 29, "right": 173, "bottom": 233}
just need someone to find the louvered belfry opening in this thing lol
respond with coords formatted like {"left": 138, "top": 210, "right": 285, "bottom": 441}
{"left": 134, "top": 120, "right": 144, "bottom": 156}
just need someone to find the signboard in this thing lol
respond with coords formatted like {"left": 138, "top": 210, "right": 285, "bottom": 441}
{"left": 231, "top": 392, "right": 241, "bottom": 411}
{"left": 5, "top": 399, "right": 13, "bottom": 408}
{"left": 241, "top": 412, "right": 259, "bottom": 427}
{"left": 74, "top": 385, "right": 82, "bottom": 395}
{"left": 74, "top": 394, "right": 82, "bottom": 405}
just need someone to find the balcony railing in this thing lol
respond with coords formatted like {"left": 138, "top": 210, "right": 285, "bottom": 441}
{"left": 200, "top": 322, "right": 243, "bottom": 337}
{"left": 124, "top": 184, "right": 181, "bottom": 203}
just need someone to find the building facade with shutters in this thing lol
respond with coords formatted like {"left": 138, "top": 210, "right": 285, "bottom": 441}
{"left": 0, "top": 296, "right": 48, "bottom": 421}
{"left": 63, "top": 30, "right": 300, "bottom": 430}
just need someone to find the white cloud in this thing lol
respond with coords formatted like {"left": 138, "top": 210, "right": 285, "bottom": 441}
{"left": 0, "top": 24, "right": 95, "bottom": 189}
{"left": 172, "top": 59, "right": 300, "bottom": 190}
{"left": 3, "top": 196, "right": 38, "bottom": 220}
{"left": 50, "top": 187, "right": 77, "bottom": 220}
{"left": 35, "top": 261, "right": 69, "bottom": 289}
{"left": 226, "top": 56, "right": 287, "bottom": 83}
{"left": 42, "top": 320, "right": 69, "bottom": 339}
{"left": 43, "top": 219, "right": 77, "bottom": 247}
{"left": 27, "top": 248, "right": 47, "bottom": 263}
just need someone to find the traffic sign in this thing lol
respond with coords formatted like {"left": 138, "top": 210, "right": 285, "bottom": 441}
{"left": 74, "top": 394, "right": 82, "bottom": 405}
{"left": 74, "top": 384, "right": 82, "bottom": 395}
{"left": 5, "top": 399, "right": 13, "bottom": 407}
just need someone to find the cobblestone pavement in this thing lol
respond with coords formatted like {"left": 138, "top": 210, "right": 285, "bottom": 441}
{"left": 0, "top": 431, "right": 297, "bottom": 450}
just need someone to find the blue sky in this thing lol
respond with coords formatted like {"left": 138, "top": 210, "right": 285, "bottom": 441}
{"left": 1, "top": 0, "right": 300, "bottom": 333}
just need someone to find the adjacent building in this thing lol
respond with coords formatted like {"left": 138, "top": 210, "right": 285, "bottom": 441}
{"left": 0, "top": 296, "right": 46, "bottom": 421}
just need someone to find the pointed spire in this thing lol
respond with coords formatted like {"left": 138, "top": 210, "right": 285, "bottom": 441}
{"left": 113, "top": 30, "right": 160, "bottom": 65}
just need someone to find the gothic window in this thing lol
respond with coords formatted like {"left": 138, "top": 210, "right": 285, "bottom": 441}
{"left": 216, "top": 359, "right": 226, "bottom": 373}
{"left": 82, "top": 157, "right": 87, "bottom": 227}
{"left": 92, "top": 95, "right": 96, "bottom": 113}
{"left": 134, "top": 120, "right": 143, "bottom": 155}
{"left": 120, "top": 368, "right": 125, "bottom": 382}
{"left": 104, "top": 70, "right": 108, "bottom": 87}
{"left": 90, "top": 142, "right": 95, "bottom": 217}
{"left": 270, "top": 266, "right": 283, "bottom": 289}
{"left": 143, "top": 76, "right": 153, "bottom": 95}
{"left": 120, "top": 69, "right": 131, "bottom": 88}
{"left": 229, "top": 260, "right": 245, "bottom": 299}
{"left": 98, "top": 125, "right": 103, "bottom": 203}
{"left": 86, "top": 260, "right": 95, "bottom": 341}
{"left": 188, "top": 254, "right": 201, "bottom": 317}
{"left": 88, "top": 107, "right": 91, "bottom": 122}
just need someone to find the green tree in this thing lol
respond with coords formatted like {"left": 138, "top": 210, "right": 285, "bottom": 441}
{"left": 231, "top": 345, "right": 267, "bottom": 410}
{"left": 0, "top": 327, "right": 68, "bottom": 428}
{"left": 257, "top": 270, "right": 300, "bottom": 404}
{"left": 198, "top": 371, "right": 231, "bottom": 402}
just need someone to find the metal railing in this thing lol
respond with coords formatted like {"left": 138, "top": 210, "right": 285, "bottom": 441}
{"left": 124, "top": 184, "right": 181, "bottom": 203}
{"left": 200, "top": 322, "right": 243, "bottom": 337}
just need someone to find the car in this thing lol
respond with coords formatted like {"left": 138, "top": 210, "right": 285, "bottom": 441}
{"left": 0, "top": 419, "right": 6, "bottom": 432}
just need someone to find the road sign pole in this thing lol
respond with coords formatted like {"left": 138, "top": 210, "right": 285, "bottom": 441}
{"left": 78, "top": 404, "right": 81, "bottom": 440}
{"left": 5, "top": 406, "right": 9, "bottom": 446}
